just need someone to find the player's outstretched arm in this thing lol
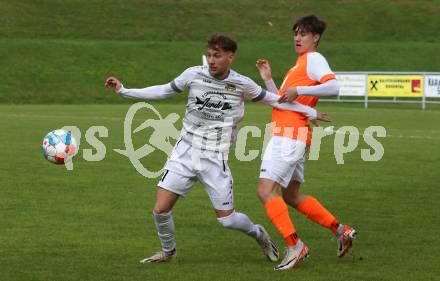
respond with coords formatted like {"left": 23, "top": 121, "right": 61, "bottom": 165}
{"left": 258, "top": 90, "right": 315, "bottom": 119}
{"left": 258, "top": 91, "right": 331, "bottom": 122}
{"left": 296, "top": 79, "right": 339, "bottom": 97}
{"left": 104, "top": 76, "right": 178, "bottom": 100}
{"left": 278, "top": 80, "right": 339, "bottom": 103}
{"left": 244, "top": 76, "right": 330, "bottom": 121}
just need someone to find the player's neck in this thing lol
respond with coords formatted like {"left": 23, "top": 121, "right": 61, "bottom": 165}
{"left": 212, "top": 69, "right": 230, "bottom": 80}
{"left": 298, "top": 47, "right": 317, "bottom": 56}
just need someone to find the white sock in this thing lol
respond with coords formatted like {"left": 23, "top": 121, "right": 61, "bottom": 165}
{"left": 217, "top": 211, "right": 261, "bottom": 238}
{"left": 153, "top": 210, "right": 176, "bottom": 253}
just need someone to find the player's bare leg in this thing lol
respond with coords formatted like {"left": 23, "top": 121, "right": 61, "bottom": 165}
{"left": 283, "top": 180, "right": 357, "bottom": 257}
{"left": 257, "top": 178, "right": 309, "bottom": 270}
{"left": 281, "top": 181, "right": 306, "bottom": 208}
{"left": 215, "top": 208, "right": 279, "bottom": 262}
{"left": 140, "top": 187, "right": 179, "bottom": 263}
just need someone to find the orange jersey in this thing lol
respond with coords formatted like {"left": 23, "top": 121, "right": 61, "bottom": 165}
{"left": 272, "top": 52, "right": 336, "bottom": 145}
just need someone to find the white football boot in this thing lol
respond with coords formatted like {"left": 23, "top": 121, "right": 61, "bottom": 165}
{"left": 140, "top": 249, "right": 176, "bottom": 263}
{"left": 255, "top": 224, "right": 279, "bottom": 262}
{"left": 275, "top": 240, "right": 309, "bottom": 270}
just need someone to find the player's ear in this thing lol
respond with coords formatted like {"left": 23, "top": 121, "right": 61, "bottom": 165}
{"left": 313, "top": 34, "right": 320, "bottom": 44}
{"left": 228, "top": 52, "right": 235, "bottom": 63}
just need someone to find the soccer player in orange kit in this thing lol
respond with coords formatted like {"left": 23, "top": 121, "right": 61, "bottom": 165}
{"left": 255, "top": 15, "right": 357, "bottom": 270}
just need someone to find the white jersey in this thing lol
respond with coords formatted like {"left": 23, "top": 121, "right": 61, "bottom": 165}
{"left": 170, "top": 65, "right": 266, "bottom": 152}
{"left": 118, "top": 65, "right": 318, "bottom": 153}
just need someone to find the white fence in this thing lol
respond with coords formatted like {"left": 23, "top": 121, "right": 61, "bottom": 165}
{"left": 321, "top": 72, "right": 440, "bottom": 109}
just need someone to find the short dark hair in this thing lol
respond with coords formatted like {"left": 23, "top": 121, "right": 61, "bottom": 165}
{"left": 293, "top": 15, "right": 327, "bottom": 36}
{"left": 207, "top": 33, "right": 238, "bottom": 53}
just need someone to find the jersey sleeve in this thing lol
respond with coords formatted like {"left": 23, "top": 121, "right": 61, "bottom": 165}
{"left": 243, "top": 77, "right": 266, "bottom": 101}
{"left": 170, "top": 66, "right": 199, "bottom": 92}
{"left": 307, "top": 52, "right": 336, "bottom": 83}
{"left": 117, "top": 83, "right": 178, "bottom": 100}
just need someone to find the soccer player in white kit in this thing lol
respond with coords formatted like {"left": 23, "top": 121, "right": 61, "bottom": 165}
{"left": 105, "top": 33, "right": 330, "bottom": 264}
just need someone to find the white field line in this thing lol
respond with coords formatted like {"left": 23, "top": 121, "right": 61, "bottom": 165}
{"left": 386, "top": 134, "right": 437, "bottom": 140}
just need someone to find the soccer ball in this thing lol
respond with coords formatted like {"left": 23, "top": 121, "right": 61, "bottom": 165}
{"left": 41, "top": 129, "right": 78, "bottom": 164}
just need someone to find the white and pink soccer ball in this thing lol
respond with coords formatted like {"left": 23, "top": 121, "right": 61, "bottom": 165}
{"left": 41, "top": 129, "right": 78, "bottom": 164}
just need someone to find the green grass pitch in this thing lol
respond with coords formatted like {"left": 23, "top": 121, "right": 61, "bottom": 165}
{"left": 1, "top": 102, "right": 439, "bottom": 281}
{"left": 2, "top": 0, "right": 440, "bottom": 280}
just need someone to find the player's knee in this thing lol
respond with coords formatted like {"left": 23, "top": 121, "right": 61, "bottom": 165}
{"left": 256, "top": 181, "right": 276, "bottom": 203}
{"left": 153, "top": 205, "right": 171, "bottom": 214}
{"left": 256, "top": 187, "right": 271, "bottom": 203}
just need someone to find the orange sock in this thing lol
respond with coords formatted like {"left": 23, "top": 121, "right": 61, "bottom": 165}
{"left": 285, "top": 233, "right": 299, "bottom": 246}
{"left": 264, "top": 196, "right": 298, "bottom": 246}
{"left": 296, "top": 196, "right": 340, "bottom": 233}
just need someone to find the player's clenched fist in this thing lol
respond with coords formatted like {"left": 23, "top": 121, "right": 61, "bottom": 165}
{"left": 105, "top": 76, "right": 122, "bottom": 91}
{"left": 278, "top": 86, "right": 298, "bottom": 103}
